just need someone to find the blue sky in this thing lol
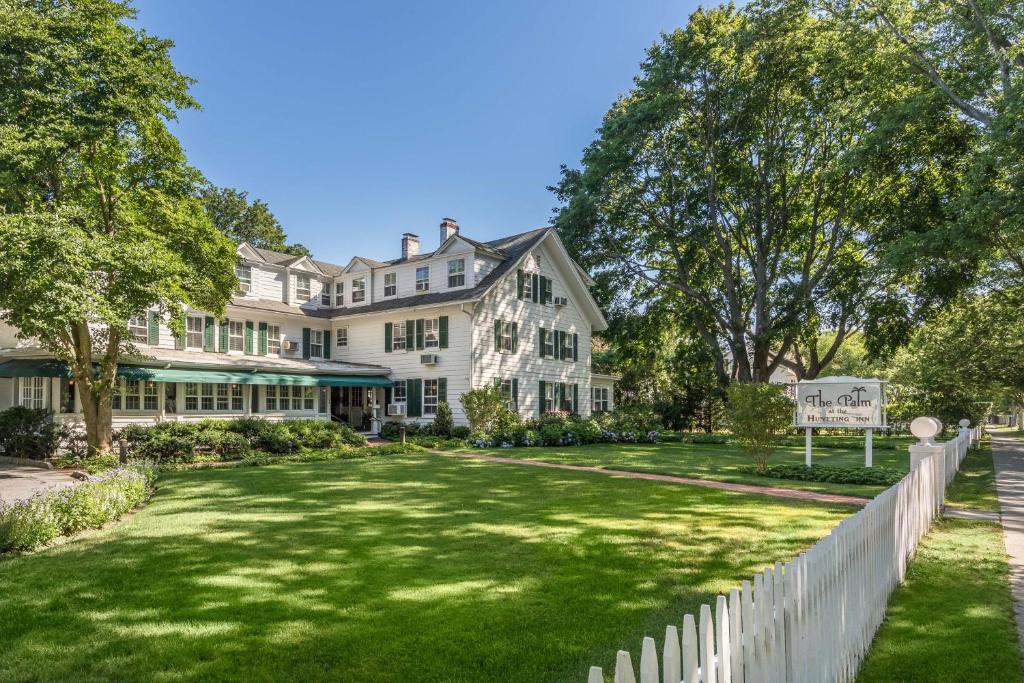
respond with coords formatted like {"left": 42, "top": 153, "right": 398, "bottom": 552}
{"left": 134, "top": 1, "right": 696, "bottom": 265}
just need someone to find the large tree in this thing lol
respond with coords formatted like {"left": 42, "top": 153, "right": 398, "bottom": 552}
{"left": 200, "top": 185, "right": 310, "bottom": 256}
{"left": 0, "top": 0, "right": 237, "bottom": 453}
{"left": 553, "top": 2, "right": 971, "bottom": 387}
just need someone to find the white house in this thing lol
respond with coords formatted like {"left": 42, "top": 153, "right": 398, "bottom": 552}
{"left": 0, "top": 219, "right": 615, "bottom": 432}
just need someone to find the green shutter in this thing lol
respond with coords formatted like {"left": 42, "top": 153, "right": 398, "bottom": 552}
{"left": 407, "top": 379, "right": 422, "bottom": 418}
{"left": 573, "top": 333, "right": 579, "bottom": 362}
{"left": 494, "top": 319, "right": 501, "bottom": 352}
{"left": 245, "top": 320, "right": 254, "bottom": 355}
{"left": 539, "top": 328, "right": 546, "bottom": 358}
{"left": 439, "top": 316, "right": 449, "bottom": 349}
{"left": 531, "top": 273, "right": 539, "bottom": 303}
{"left": 539, "top": 276, "right": 546, "bottom": 303}
{"left": 219, "top": 318, "right": 229, "bottom": 353}
{"left": 258, "top": 322, "right": 268, "bottom": 355}
{"left": 323, "top": 329, "right": 331, "bottom": 359}
{"left": 204, "top": 316, "right": 215, "bottom": 352}
{"left": 147, "top": 311, "right": 159, "bottom": 346}
{"left": 511, "top": 322, "right": 518, "bottom": 353}
{"left": 302, "top": 327, "right": 311, "bottom": 359}
{"left": 517, "top": 270, "right": 524, "bottom": 299}
{"left": 554, "top": 330, "right": 562, "bottom": 360}
{"left": 438, "top": 377, "right": 447, "bottom": 405}
{"left": 512, "top": 378, "right": 518, "bottom": 411}
{"left": 538, "top": 380, "right": 546, "bottom": 416}
{"left": 415, "top": 319, "right": 424, "bottom": 350}
{"left": 405, "top": 320, "right": 415, "bottom": 351}
{"left": 573, "top": 384, "right": 579, "bottom": 415}
{"left": 384, "top": 322, "right": 393, "bottom": 353}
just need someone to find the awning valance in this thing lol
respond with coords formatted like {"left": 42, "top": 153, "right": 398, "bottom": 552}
{"left": 0, "top": 359, "right": 392, "bottom": 388}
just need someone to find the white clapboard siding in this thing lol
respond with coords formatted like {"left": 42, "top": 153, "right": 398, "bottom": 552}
{"left": 588, "top": 426, "right": 980, "bottom": 683}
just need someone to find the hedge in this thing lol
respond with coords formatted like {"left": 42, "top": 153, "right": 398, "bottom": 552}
{"left": 752, "top": 463, "right": 906, "bottom": 487}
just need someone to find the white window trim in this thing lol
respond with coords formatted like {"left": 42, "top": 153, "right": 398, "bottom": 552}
{"left": 186, "top": 315, "right": 204, "bottom": 349}
{"left": 296, "top": 274, "right": 312, "bottom": 302}
{"left": 336, "top": 327, "right": 348, "bottom": 348}
{"left": 383, "top": 272, "right": 397, "bottom": 297}
{"left": 424, "top": 318, "right": 439, "bottom": 349}
{"left": 447, "top": 258, "right": 465, "bottom": 288}
{"left": 19, "top": 377, "right": 45, "bottom": 410}
{"left": 310, "top": 329, "right": 324, "bottom": 358}
{"left": 423, "top": 379, "right": 438, "bottom": 416}
{"left": 228, "top": 320, "right": 244, "bottom": 352}
{"left": 415, "top": 266, "right": 430, "bottom": 292}
{"left": 267, "top": 325, "right": 281, "bottom": 355}
{"left": 352, "top": 277, "right": 366, "bottom": 303}
{"left": 392, "top": 321, "right": 407, "bottom": 352}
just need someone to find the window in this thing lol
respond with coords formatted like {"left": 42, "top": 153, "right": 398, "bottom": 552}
{"left": 392, "top": 379, "right": 407, "bottom": 404}
{"left": 543, "top": 330, "right": 554, "bottom": 358}
{"left": 321, "top": 281, "right": 332, "bottom": 306}
{"left": 562, "top": 332, "right": 575, "bottom": 361}
{"left": 231, "top": 384, "right": 243, "bottom": 411}
{"left": 500, "top": 321, "right": 513, "bottom": 352}
{"left": 265, "top": 385, "right": 278, "bottom": 411}
{"left": 186, "top": 316, "right": 204, "bottom": 349}
{"left": 185, "top": 383, "right": 199, "bottom": 411}
{"left": 229, "top": 320, "right": 244, "bottom": 352}
{"left": 216, "top": 383, "right": 229, "bottom": 411}
{"left": 201, "top": 383, "right": 214, "bottom": 411}
{"left": 523, "top": 272, "right": 533, "bottom": 301}
{"left": 303, "top": 386, "right": 315, "bottom": 411}
{"left": 447, "top": 258, "right": 465, "bottom": 287}
{"left": 124, "top": 380, "right": 141, "bottom": 410}
{"left": 336, "top": 327, "right": 348, "bottom": 348}
{"left": 291, "top": 385, "right": 305, "bottom": 411}
{"left": 296, "top": 274, "right": 311, "bottom": 301}
{"left": 144, "top": 381, "right": 158, "bottom": 411}
{"left": 128, "top": 315, "right": 148, "bottom": 343}
{"left": 499, "top": 379, "right": 515, "bottom": 411}
{"left": 392, "top": 321, "right": 406, "bottom": 352}
{"left": 592, "top": 387, "right": 610, "bottom": 413}
{"left": 267, "top": 325, "right": 281, "bottom": 354}
{"left": 424, "top": 318, "right": 439, "bottom": 349}
{"left": 352, "top": 277, "right": 366, "bottom": 303}
{"left": 19, "top": 377, "right": 45, "bottom": 409}
{"left": 319, "top": 387, "right": 328, "bottom": 414}
{"left": 384, "top": 272, "right": 397, "bottom": 297}
{"left": 423, "top": 379, "right": 438, "bottom": 415}
{"left": 335, "top": 281, "right": 344, "bottom": 304}
{"left": 235, "top": 265, "right": 252, "bottom": 291}
{"left": 416, "top": 266, "right": 429, "bottom": 292}
{"left": 543, "top": 383, "right": 554, "bottom": 413}
{"left": 309, "top": 329, "right": 324, "bottom": 358}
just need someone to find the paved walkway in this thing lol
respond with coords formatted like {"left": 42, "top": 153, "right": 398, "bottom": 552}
{"left": 0, "top": 464, "right": 78, "bottom": 505}
{"left": 442, "top": 451, "right": 870, "bottom": 506}
{"left": 991, "top": 432, "right": 1024, "bottom": 652}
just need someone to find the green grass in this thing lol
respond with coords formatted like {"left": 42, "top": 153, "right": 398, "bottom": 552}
{"left": 858, "top": 519, "right": 1021, "bottom": 682}
{"left": 0, "top": 453, "right": 851, "bottom": 682}
{"left": 945, "top": 443, "right": 1001, "bottom": 513}
{"left": 459, "top": 441, "right": 911, "bottom": 497}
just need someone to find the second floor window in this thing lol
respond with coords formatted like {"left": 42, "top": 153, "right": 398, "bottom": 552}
{"left": 416, "top": 266, "right": 429, "bottom": 292}
{"left": 392, "top": 321, "right": 406, "bottom": 352}
{"left": 128, "top": 315, "right": 148, "bottom": 343}
{"left": 186, "top": 316, "right": 204, "bottom": 349}
{"left": 448, "top": 258, "right": 465, "bottom": 287}
{"left": 235, "top": 265, "right": 252, "bottom": 292}
{"left": 424, "top": 318, "right": 439, "bottom": 349}
{"left": 229, "top": 320, "right": 244, "bottom": 351}
{"left": 500, "top": 321, "right": 513, "bottom": 352}
{"left": 267, "top": 325, "right": 281, "bottom": 354}
{"left": 310, "top": 329, "right": 324, "bottom": 358}
{"left": 296, "top": 274, "right": 311, "bottom": 302}
{"left": 384, "top": 272, "right": 397, "bottom": 297}
{"left": 321, "top": 281, "right": 332, "bottom": 306}
{"left": 335, "top": 281, "right": 344, "bottom": 304}
{"left": 352, "top": 278, "right": 366, "bottom": 303}
{"left": 336, "top": 327, "right": 348, "bottom": 348}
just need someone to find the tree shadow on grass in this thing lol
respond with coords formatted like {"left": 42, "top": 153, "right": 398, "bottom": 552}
{"left": 0, "top": 454, "right": 851, "bottom": 683}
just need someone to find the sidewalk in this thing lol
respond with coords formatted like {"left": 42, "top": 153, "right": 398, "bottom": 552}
{"left": 0, "top": 464, "right": 78, "bottom": 505}
{"left": 990, "top": 431, "right": 1024, "bottom": 652}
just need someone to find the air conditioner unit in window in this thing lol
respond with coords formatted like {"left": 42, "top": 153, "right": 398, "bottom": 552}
{"left": 420, "top": 354, "right": 440, "bottom": 365}
{"left": 387, "top": 403, "right": 407, "bottom": 416}
{"left": 553, "top": 296, "right": 568, "bottom": 306}
{"left": 236, "top": 282, "right": 251, "bottom": 295}
{"left": 282, "top": 340, "right": 298, "bottom": 353}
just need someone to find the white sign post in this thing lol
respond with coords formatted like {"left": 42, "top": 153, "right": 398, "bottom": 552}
{"left": 794, "top": 377, "right": 887, "bottom": 467}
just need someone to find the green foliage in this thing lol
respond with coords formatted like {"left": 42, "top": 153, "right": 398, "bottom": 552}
{"left": 459, "top": 386, "right": 506, "bottom": 433}
{"left": 0, "top": 407, "right": 62, "bottom": 459}
{"left": 238, "top": 442, "right": 426, "bottom": 467}
{"left": 726, "top": 383, "right": 793, "bottom": 471}
{"left": 753, "top": 464, "right": 905, "bottom": 487}
{"left": 200, "top": 185, "right": 309, "bottom": 255}
{"left": 432, "top": 401, "right": 454, "bottom": 437}
{"left": 0, "top": 465, "right": 155, "bottom": 553}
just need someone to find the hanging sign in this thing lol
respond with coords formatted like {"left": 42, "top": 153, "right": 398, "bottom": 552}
{"left": 795, "top": 377, "right": 886, "bottom": 429}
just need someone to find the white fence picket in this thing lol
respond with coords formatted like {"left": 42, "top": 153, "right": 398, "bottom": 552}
{"left": 587, "top": 425, "right": 975, "bottom": 683}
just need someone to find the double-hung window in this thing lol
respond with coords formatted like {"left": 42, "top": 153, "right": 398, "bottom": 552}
{"left": 19, "top": 377, "right": 45, "bottom": 409}
{"left": 186, "top": 316, "right": 204, "bottom": 349}
{"left": 543, "top": 330, "right": 555, "bottom": 357}
{"left": 185, "top": 383, "right": 199, "bottom": 411}
{"left": 352, "top": 278, "right": 366, "bottom": 303}
{"left": 229, "top": 320, "right": 244, "bottom": 351}
{"left": 384, "top": 272, "right": 397, "bottom": 297}
{"left": 201, "top": 384, "right": 215, "bottom": 411}
{"left": 392, "top": 380, "right": 407, "bottom": 405}
{"left": 416, "top": 266, "right": 429, "bottom": 292}
{"left": 235, "top": 265, "right": 252, "bottom": 292}
{"left": 321, "top": 281, "right": 332, "bottom": 306}
{"left": 231, "top": 384, "right": 243, "bottom": 411}
{"left": 216, "top": 383, "right": 229, "bottom": 411}
{"left": 124, "top": 380, "right": 141, "bottom": 411}
{"left": 267, "top": 325, "right": 281, "bottom": 354}
{"left": 423, "top": 379, "right": 438, "bottom": 415}
{"left": 392, "top": 321, "right": 406, "bottom": 352}
{"left": 296, "top": 274, "right": 311, "bottom": 302}
{"left": 523, "top": 272, "right": 533, "bottom": 300}
{"left": 424, "top": 318, "right": 439, "bottom": 349}
{"left": 562, "top": 332, "right": 575, "bottom": 361}
{"left": 543, "top": 383, "right": 555, "bottom": 413}
{"left": 309, "top": 329, "right": 324, "bottom": 358}
{"left": 265, "top": 385, "right": 279, "bottom": 410}
{"left": 302, "top": 386, "right": 315, "bottom": 411}
{"left": 128, "top": 315, "right": 148, "bottom": 343}
{"left": 499, "top": 379, "right": 515, "bottom": 411}
{"left": 592, "top": 387, "right": 610, "bottom": 413}
{"left": 335, "top": 282, "right": 344, "bottom": 305}
{"left": 500, "top": 321, "right": 514, "bottom": 352}
{"left": 447, "top": 258, "right": 465, "bottom": 287}
{"left": 143, "top": 381, "right": 158, "bottom": 411}
{"left": 336, "top": 327, "right": 348, "bottom": 348}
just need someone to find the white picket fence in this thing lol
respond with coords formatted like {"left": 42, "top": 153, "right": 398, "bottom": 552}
{"left": 588, "top": 425, "right": 981, "bottom": 683}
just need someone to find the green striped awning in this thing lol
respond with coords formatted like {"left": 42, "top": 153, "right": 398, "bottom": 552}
{"left": 0, "top": 359, "right": 392, "bottom": 387}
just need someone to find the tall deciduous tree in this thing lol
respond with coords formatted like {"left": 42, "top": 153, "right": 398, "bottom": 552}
{"left": 553, "top": 2, "right": 971, "bottom": 387}
{"left": 0, "top": 0, "right": 237, "bottom": 453}
{"left": 200, "top": 185, "right": 310, "bottom": 256}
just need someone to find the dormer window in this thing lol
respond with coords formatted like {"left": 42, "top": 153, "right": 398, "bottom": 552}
{"left": 384, "top": 272, "right": 397, "bottom": 297}
{"left": 296, "top": 274, "right": 311, "bottom": 302}
{"left": 335, "top": 282, "right": 344, "bottom": 305}
{"left": 416, "top": 266, "right": 430, "bottom": 292}
{"left": 235, "top": 265, "right": 252, "bottom": 294}
{"left": 321, "top": 281, "right": 332, "bottom": 306}
{"left": 352, "top": 277, "right": 366, "bottom": 303}
{"left": 447, "top": 258, "right": 465, "bottom": 288}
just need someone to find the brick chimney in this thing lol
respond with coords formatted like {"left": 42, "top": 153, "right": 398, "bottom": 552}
{"left": 440, "top": 217, "right": 459, "bottom": 244}
{"left": 401, "top": 233, "right": 420, "bottom": 259}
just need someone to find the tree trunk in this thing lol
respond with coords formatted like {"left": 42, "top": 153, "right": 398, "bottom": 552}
{"left": 76, "top": 378, "right": 113, "bottom": 454}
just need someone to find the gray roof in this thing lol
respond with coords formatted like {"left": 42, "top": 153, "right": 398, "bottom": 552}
{"left": 229, "top": 297, "right": 333, "bottom": 319}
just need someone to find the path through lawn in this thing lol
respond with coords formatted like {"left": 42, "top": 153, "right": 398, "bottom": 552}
{"left": 0, "top": 454, "right": 851, "bottom": 682}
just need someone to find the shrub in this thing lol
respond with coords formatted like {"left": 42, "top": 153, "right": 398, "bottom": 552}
{"left": 0, "top": 407, "right": 62, "bottom": 459}
{"left": 726, "top": 383, "right": 793, "bottom": 472}
{"left": 753, "top": 464, "right": 905, "bottom": 487}
{"left": 432, "top": 401, "right": 454, "bottom": 437}
{"left": 450, "top": 426, "right": 471, "bottom": 439}
{"left": 460, "top": 386, "right": 505, "bottom": 432}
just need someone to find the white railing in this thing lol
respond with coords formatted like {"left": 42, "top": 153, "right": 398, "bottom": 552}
{"left": 588, "top": 425, "right": 981, "bottom": 683}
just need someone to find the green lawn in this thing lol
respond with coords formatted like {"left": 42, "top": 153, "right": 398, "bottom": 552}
{"left": 857, "top": 519, "right": 1021, "bottom": 682}
{"left": 0, "top": 453, "right": 851, "bottom": 682}
{"left": 459, "top": 441, "right": 911, "bottom": 497}
{"left": 945, "top": 442, "right": 1001, "bottom": 512}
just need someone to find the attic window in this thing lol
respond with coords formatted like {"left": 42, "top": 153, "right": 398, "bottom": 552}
{"left": 352, "top": 278, "right": 366, "bottom": 303}
{"left": 416, "top": 266, "right": 429, "bottom": 292}
{"left": 447, "top": 259, "right": 465, "bottom": 288}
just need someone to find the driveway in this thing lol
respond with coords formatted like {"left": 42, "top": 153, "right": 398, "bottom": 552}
{"left": 0, "top": 465, "right": 78, "bottom": 505}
